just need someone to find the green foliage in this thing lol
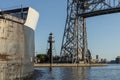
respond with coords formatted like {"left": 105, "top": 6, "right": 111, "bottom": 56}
{"left": 36, "top": 54, "right": 49, "bottom": 63}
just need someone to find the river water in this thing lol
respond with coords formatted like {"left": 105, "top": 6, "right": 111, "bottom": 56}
{"left": 33, "top": 64, "right": 120, "bottom": 80}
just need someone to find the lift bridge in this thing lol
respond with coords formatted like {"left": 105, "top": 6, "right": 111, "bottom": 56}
{"left": 60, "top": 0, "right": 120, "bottom": 63}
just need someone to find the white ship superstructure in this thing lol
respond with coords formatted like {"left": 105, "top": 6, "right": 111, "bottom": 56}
{"left": 0, "top": 7, "right": 39, "bottom": 80}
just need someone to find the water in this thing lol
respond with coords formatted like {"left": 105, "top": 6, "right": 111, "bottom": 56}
{"left": 33, "top": 64, "right": 120, "bottom": 80}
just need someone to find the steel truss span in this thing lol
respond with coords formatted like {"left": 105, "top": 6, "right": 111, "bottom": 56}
{"left": 60, "top": 0, "right": 120, "bottom": 63}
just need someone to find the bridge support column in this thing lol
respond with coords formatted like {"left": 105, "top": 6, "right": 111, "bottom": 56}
{"left": 60, "top": 0, "right": 89, "bottom": 63}
{"left": 60, "top": 0, "right": 120, "bottom": 63}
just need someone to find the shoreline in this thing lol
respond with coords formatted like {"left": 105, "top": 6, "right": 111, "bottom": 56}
{"left": 34, "top": 63, "right": 107, "bottom": 67}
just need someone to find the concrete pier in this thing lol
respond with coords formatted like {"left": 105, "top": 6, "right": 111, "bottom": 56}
{"left": 34, "top": 63, "right": 107, "bottom": 67}
{"left": 0, "top": 7, "right": 39, "bottom": 80}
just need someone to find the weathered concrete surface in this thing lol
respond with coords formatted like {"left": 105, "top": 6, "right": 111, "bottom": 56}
{"left": 0, "top": 7, "right": 39, "bottom": 80}
{"left": 34, "top": 63, "right": 108, "bottom": 67}
{"left": 0, "top": 14, "right": 25, "bottom": 80}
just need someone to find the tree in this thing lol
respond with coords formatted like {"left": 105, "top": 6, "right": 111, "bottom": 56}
{"left": 36, "top": 54, "right": 49, "bottom": 63}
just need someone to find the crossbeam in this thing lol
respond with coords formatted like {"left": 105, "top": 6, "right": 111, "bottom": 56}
{"left": 79, "top": 7, "right": 120, "bottom": 18}
{"left": 78, "top": 0, "right": 120, "bottom": 17}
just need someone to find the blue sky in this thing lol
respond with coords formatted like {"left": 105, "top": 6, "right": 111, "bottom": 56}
{"left": 1, "top": 0, "right": 120, "bottom": 61}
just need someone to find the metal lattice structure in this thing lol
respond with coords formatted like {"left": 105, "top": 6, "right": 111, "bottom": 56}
{"left": 60, "top": 0, "right": 120, "bottom": 63}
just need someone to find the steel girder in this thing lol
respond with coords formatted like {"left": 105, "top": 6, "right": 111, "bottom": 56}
{"left": 79, "top": 0, "right": 120, "bottom": 17}
{"left": 60, "top": 0, "right": 120, "bottom": 63}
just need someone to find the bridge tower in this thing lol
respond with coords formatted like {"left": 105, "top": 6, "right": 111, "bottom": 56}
{"left": 60, "top": 0, "right": 89, "bottom": 63}
{"left": 60, "top": 0, "right": 120, "bottom": 63}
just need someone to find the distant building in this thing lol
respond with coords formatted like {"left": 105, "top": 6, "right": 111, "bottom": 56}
{"left": 116, "top": 56, "right": 120, "bottom": 63}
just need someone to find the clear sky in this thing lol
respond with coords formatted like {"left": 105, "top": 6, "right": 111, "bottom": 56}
{"left": 1, "top": 0, "right": 120, "bottom": 61}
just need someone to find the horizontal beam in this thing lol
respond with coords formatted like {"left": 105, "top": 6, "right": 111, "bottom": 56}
{"left": 79, "top": 7, "right": 120, "bottom": 18}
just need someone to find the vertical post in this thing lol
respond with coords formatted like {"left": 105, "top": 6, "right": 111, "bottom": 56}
{"left": 21, "top": 5, "right": 23, "bottom": 19}
{"left": 76, "top": 2, "right": 79, "bottom": 64}
{"left": 48, "top": 33, "right": 55, "bottom": 70}
{"left": 83, "top": 18, "right": 87, "bottom": 63}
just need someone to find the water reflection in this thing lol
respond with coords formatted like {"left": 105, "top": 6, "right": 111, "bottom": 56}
{"left": 32, "top": 64, "right": 120, "bottom": 80}
{"left": 33, "top": 67, "right": 90, "bottom": 80}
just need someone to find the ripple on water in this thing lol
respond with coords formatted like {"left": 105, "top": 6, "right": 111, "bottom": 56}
{"left": 32, "top": 64, "right": 120, "bottom": 80}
